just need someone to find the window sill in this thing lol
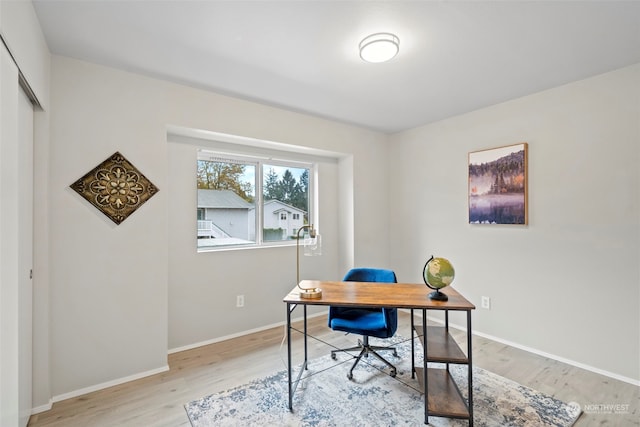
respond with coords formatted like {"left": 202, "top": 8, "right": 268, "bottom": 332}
{"left": 197, "top": 240, "right": 296, "bottom": 253}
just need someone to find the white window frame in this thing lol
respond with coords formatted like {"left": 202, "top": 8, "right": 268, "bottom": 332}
{"left": 197, "top": 149, "right": 316, "bottom": 252}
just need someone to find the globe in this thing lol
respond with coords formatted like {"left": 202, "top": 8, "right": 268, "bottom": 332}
{"left": 423, "top": 256, "right": 455, "bottom": 301}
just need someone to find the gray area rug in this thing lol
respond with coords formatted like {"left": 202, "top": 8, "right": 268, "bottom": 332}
{"left": 185, "top": 336, "right": 581, "bottom": 426}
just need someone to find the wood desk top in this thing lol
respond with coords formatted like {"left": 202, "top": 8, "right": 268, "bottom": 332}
{"left": 284, "top": 280, "right": 475, "bottom": 311}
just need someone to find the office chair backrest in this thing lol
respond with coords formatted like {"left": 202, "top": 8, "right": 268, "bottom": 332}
{"left": 332, "top": 267, "right": 398, "bottom": 336}
{"left": 343, "top": 267, "right": 397, "bottom": 283}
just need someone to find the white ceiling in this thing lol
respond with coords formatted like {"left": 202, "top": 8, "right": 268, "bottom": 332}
{"left": 32, "top": 1, "right": 640, "bottom": 134}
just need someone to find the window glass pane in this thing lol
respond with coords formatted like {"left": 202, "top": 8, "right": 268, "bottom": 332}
{"left": 196, "top": 149, "right": 315, "bottom": 251}
{"left": 262, "top": 165, "right": 310, "bottom": 241}
{"left": 196, "top": 158, "right": 256, "bottom": 248}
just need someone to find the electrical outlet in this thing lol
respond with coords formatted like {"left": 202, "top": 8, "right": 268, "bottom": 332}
{"left": 236, "top": 294, "right": 245, "bottom": 308}
{"left": 481, "top": 296, "right": 491, "bottom": 310}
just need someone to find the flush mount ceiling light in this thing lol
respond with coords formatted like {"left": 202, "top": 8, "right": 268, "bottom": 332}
{"left": 359, "top": 32, "right": 400, "bottom": 63}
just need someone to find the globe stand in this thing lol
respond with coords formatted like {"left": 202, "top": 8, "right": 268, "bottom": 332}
{"left": 428, "top": 289, "right": 448, "bottom": 301}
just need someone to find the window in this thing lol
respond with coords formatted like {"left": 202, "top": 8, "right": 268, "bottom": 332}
{"left": 197, "top": 150, "right": 313, "bottom": 250}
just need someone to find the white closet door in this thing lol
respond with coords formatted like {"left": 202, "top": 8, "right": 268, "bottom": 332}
{"left": 17, "top": 87, "right": 34, "bottom": 427}
{"left": 1, "top": 43, "right": 21, "bottom": 427}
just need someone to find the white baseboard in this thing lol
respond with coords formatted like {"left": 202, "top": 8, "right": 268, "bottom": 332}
{"left": 168, "top": 310, "right": 326, "bottom": 354}
{"left": 37, "top": 364, "right": 170, "bottom": 413}
{"left": 31, "top": 401, "right": 53, "bottom": 415}
{"left": 419, "top": 312, "right": 640, "bottom": 387}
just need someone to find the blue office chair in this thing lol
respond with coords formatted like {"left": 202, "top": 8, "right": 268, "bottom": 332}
{"left": 328, "top": 268, "right": 398, "bottom": 379}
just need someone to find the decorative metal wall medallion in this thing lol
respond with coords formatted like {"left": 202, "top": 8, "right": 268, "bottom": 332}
{"left": 70, "top": 152, "right": 159, "bottom": 225}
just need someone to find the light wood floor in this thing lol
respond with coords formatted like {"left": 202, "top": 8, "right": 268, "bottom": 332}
{"left": 28, "top": 312, "right": 639, "bottom": 426}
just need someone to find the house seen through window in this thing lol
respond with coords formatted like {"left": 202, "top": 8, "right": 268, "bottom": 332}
{"left": 197, "top": 150, "right": 313, "bottom": 249}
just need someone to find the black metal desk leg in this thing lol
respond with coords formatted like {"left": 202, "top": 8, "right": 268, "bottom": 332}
{"left": 303, "top": 305, "right": 308, "bottom": 368}
{"left": 423, "top": 309, "right": 428, "bottom": 425}
{"left": 411, "top": 309, "right": 415, "bottom": 379}
{"left": 287, "top": 302, "right": 293, "bottom": 411}
{"left": 467, "top": 310, "right": 474, "bottom": 426}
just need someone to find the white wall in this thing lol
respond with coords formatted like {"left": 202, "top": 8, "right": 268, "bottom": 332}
{"left": 49, "top": 57, "right": 169, "bottom": 398}
{"left": 48, "top": 55, "right": 390, "bottom": 398}
{"left": 389, "top": 64, "right": 640, "bottom": 383}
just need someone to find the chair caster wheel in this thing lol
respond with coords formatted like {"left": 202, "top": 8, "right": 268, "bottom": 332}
{"left": 390, "top": 369, "right": 397, "bottom": 378}
{"left": 347, "top": 372, "right": 353, "bottom": 380}
{"left": 393, "top": 351, "right": 398, "bottom": 357}
{"left": 331, "top": 353, "right": 337, "bottom": 360}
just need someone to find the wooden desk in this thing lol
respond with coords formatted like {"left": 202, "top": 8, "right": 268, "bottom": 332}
{"left": 283, "top": 280, "right": 476, "bottom": 425}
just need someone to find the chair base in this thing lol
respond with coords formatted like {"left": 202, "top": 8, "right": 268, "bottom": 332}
{"left": 331, "top": 336, "right": 398, "bottom": 380}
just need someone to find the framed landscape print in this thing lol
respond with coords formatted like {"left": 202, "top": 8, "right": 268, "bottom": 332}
{"left": 468, "top": 143, "right": 528, "bottom": 225}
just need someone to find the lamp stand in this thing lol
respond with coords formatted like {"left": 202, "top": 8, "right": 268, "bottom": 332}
{"left": 296, "top": 224, "right": 322, "bottom": 299}
{"left": 299, "top": 287, "right": 323, "bottom": 299}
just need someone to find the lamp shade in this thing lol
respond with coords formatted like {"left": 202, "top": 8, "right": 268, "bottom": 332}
{"left": 359, "top": 32, "right": 400, "bottom": 63}
{"left": 296, "top": 225, "right": 322, "bottom": 298}
{"left": 303, "top": 231, "right": 321, "bottom": 256}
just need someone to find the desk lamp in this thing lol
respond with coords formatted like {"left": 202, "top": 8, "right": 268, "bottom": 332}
{"left": 296, "top": 224, "right": 322, "bottom": 299}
